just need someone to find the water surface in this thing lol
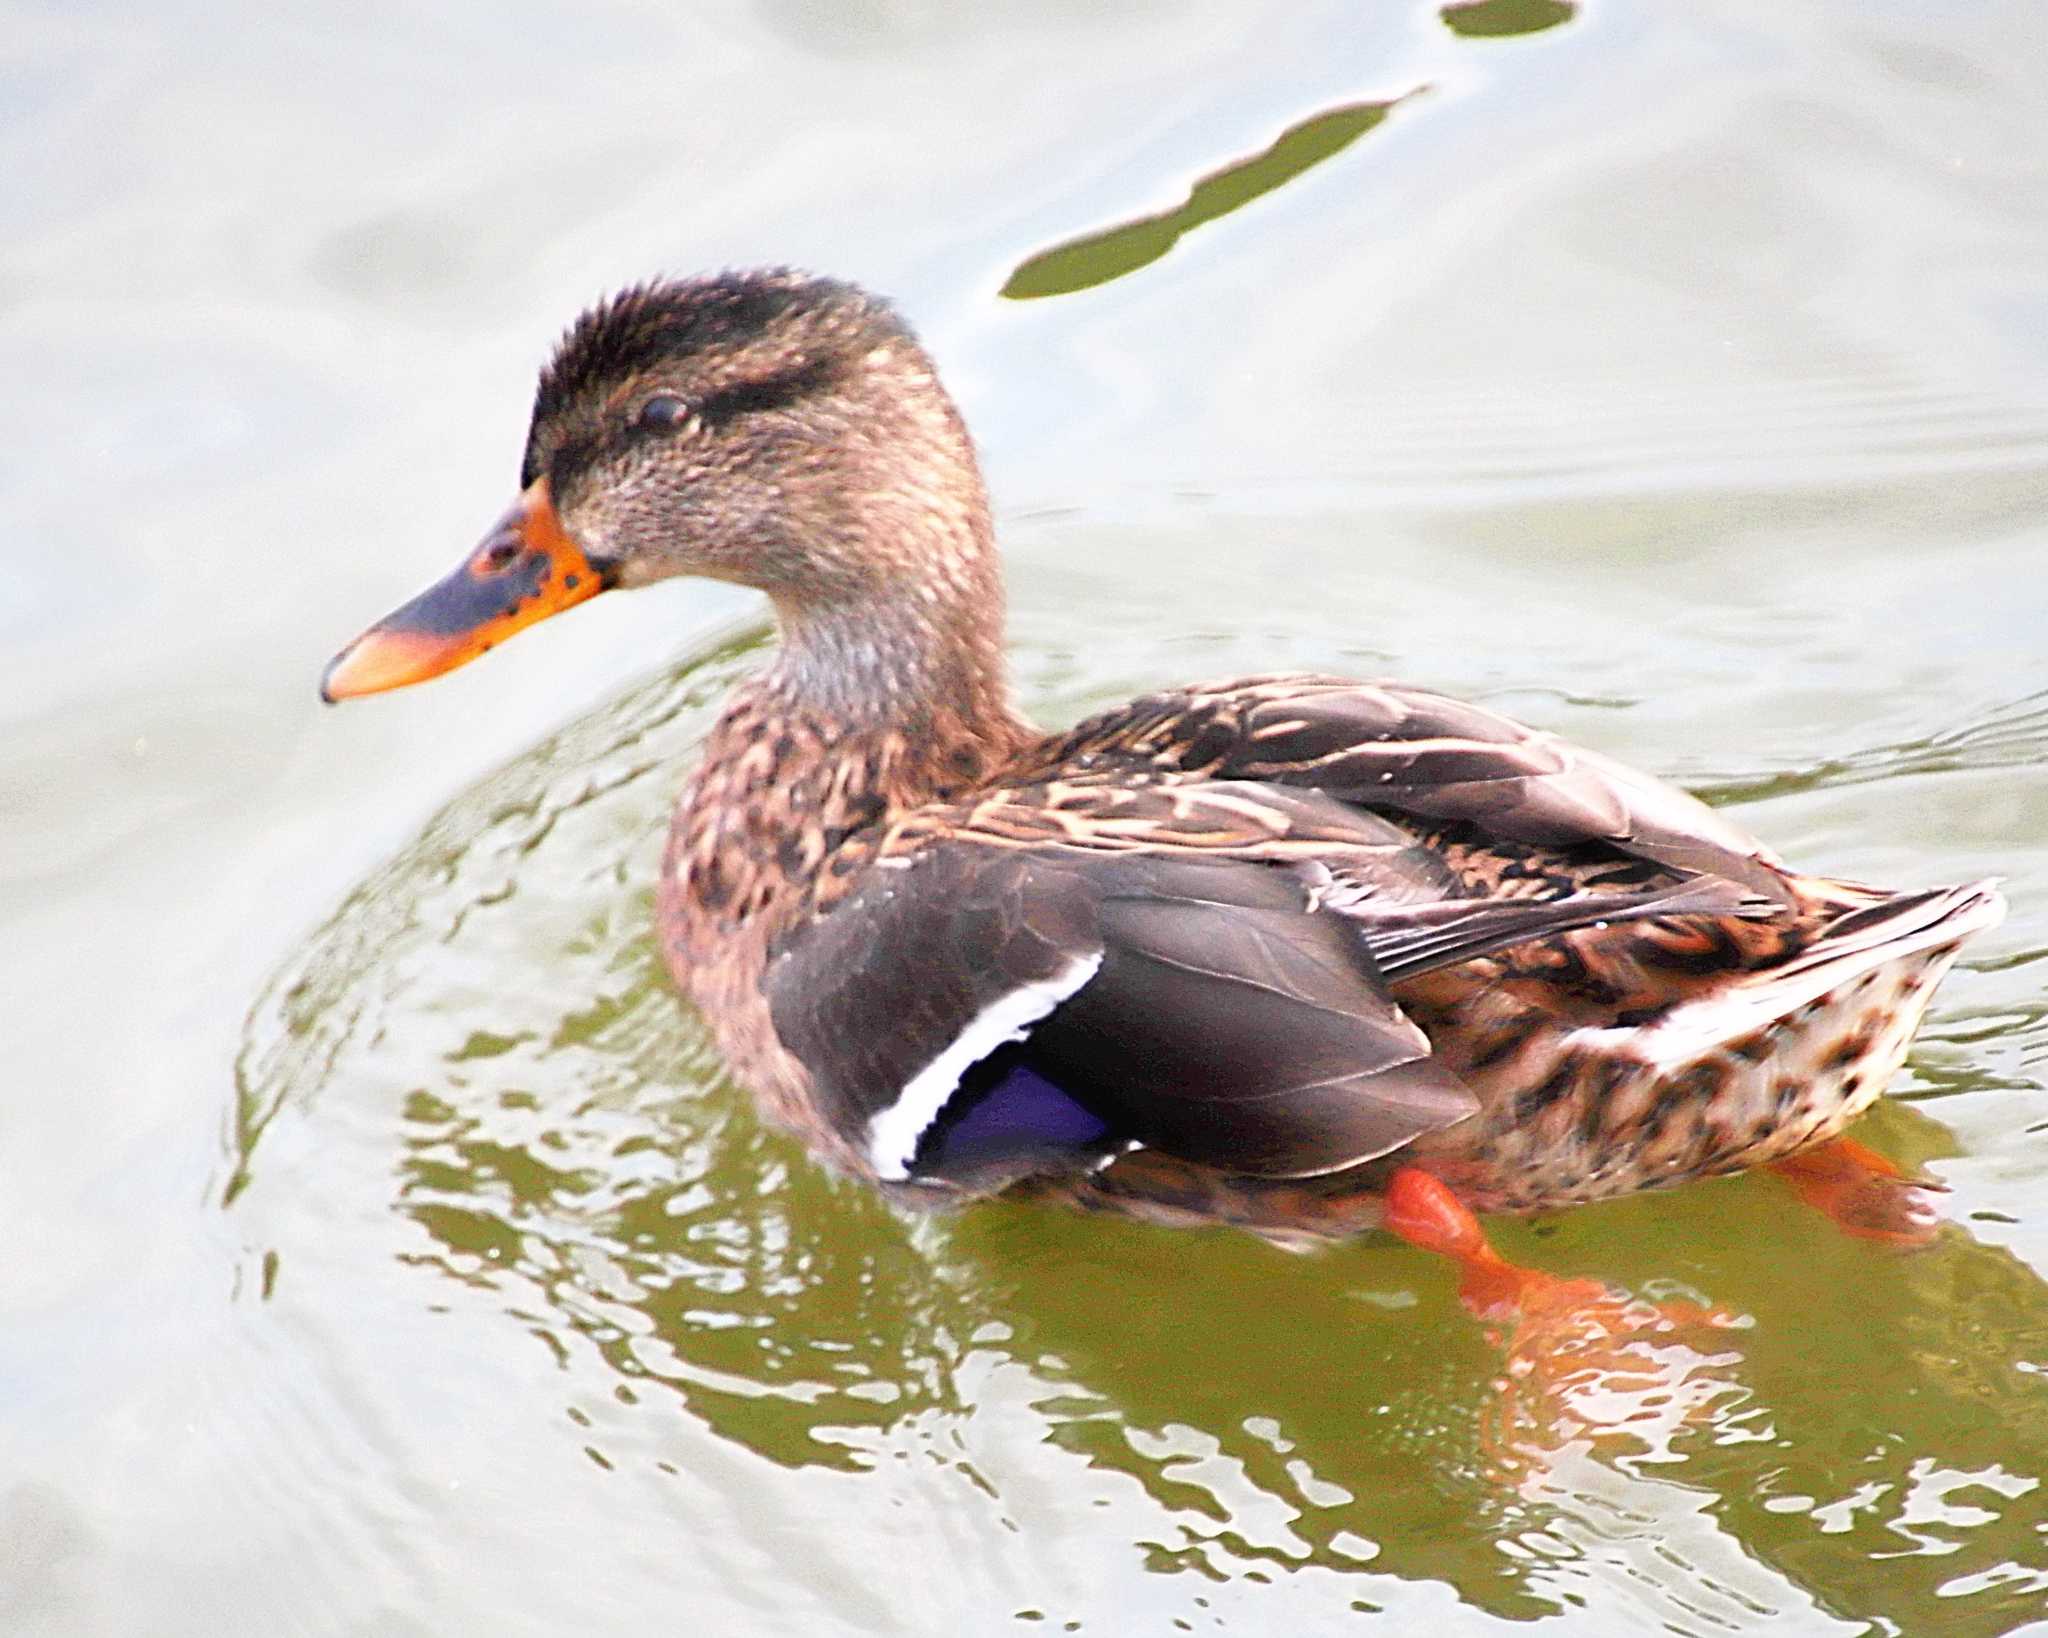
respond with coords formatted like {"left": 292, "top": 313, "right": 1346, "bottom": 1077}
{"left": 7, "top": 2, "right": 2048, "bottom": 1633}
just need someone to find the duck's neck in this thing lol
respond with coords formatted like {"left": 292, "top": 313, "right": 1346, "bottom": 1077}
{"left": 662, "top": 507, "right": 1034, "bottom": 978}
{"left": 765, "top": 576, "right": 1013, "bottom": 746}
{"left": 759, "top": 463, "right": 1031, "bottom": 753}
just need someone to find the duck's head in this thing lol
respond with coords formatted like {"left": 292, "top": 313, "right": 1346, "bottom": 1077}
{"left": 322, "top": 269, "right": 995, "bottom": 702}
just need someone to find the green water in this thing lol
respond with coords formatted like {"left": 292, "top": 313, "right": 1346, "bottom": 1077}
{"left": 7, "top": 3, "right": 2048, "bottom": 1634}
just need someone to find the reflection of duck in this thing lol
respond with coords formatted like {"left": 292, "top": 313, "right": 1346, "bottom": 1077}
{"left": 323, "top": 269, "right": 2003, "bottom": 1324}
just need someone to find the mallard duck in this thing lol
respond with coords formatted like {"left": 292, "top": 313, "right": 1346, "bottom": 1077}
{"left": 323, "top": 269, "right": 2003, "bottom": 1323}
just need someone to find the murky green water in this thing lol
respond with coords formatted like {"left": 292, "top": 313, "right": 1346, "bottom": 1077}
{"left": 7, "top": 3, "right": 2048, "bottom": 1634}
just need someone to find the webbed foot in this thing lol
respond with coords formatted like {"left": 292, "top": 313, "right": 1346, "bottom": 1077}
{"left": 1769, "top": 1134, "right": 1945, "bottom": 1246}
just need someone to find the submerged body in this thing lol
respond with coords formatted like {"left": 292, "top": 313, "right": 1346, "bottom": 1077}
{"left": 325, "top": 269, "right": 2002, "bottom": 1280}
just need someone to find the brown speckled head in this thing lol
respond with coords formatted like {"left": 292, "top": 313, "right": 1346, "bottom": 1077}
{"left": 324, "top": 269, "right": 1014, "bottom": 723}
{"left": 524, "top": 271, "right": 1001, "bottom": 641}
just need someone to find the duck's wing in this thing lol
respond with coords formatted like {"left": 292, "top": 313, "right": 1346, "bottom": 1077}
{"left": 765, "top": 783, "right": 1750, "bottom": 1198}
{"left": 1047, "top": 675, "right": 1791, "bottom": 901}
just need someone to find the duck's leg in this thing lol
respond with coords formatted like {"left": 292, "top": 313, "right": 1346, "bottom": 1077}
{"left": 1768, "top": 1134, "right": 1944, "bottom": 1246}
{"left": 1380, "top": 1167, "right": 1606, "bottom": 1322}
{"left": 1381, "top": 1166, "right": 1730, "bottom": 1337}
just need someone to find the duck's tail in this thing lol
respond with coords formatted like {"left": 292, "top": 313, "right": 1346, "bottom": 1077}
{"left": 1606, "top": 877, "right": 2004, "bottom": 1073}
{"left": 1789, "top": 877, "right": 2005, "bottom": 979}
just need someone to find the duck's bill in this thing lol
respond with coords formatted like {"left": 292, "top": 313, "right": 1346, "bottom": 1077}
{"left": 320, "top": 479, "right": 611, "bottom": 702}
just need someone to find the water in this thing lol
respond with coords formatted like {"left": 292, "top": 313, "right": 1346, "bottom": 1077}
{"left": 6, "top": 2, "right": 2048, "bottom": 1633}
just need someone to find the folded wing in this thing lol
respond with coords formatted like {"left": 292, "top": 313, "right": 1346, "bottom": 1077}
{"left": 765, "top": 792, "right": 1750, "bottom": 1197}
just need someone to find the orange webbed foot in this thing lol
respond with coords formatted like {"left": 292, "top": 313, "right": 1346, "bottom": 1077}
{"left": 1769, "top": 1134, "right": 1946, "bottom": 1247}
{"left": 1383, "top": 1167, "right": 1737, "bottom": 1335}
{"left": 1383, "top": 1169, "right": 1740, "bottom": 1371}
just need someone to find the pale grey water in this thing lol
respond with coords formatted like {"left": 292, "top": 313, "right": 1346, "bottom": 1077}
{"left": 6, "top": 2, "right": 2048, "bottom": 1633}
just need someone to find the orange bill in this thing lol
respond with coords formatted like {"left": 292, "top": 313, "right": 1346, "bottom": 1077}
{"left": 320, "top": 478, "right": 611, "bottom": 702}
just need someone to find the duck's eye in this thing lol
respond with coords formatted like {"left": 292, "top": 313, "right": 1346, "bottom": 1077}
{"left": 633, "top": 392, "right": 693, "bottom": 432}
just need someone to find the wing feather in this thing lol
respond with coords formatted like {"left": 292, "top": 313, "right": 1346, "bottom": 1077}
{"left": 1050, "top": 676, "right": 1791, "bottom": 900}
{"left": 764, "top": 844, "right": 1480, "bottom": 1191}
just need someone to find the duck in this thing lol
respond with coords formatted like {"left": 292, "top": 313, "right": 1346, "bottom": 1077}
{"left": 322, "top": 268, "right": 2004, "bottom": 1327}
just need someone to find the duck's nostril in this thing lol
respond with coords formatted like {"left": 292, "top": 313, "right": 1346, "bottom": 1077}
{"left": 480, "top": 538, "right": 522, "bottom": 571}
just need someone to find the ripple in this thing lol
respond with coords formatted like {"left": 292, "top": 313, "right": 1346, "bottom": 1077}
{"left": 1700, "top": 686, "right": 2048, "bottom": 807}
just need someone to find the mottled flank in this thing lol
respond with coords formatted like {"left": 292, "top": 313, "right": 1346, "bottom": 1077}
{"left": 468, "top": 268, "right": 2003, "bottom": 1235}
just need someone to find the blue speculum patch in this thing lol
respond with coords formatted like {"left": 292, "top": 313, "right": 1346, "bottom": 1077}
{"left": 916, "top": 1054, "right": 1111, "bottom": 1174}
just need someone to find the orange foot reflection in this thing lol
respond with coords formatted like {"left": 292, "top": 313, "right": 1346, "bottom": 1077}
{"left": 1769, "top": 1134, "right": 1946, "bottom": 1246}
{"left": 1382, "top": 1167, "right": 1745, "bottom": 1473}
{"left": 1482, "top": 1297, "right": 1747, "bottom": 1485}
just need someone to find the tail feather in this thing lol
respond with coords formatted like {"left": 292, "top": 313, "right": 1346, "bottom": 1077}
{"left": 1789, "top": 880, "right": 2006, "bottom": 978}
{"left": 1579, "top": 879, "right": 2004, "bottom": 1072}
{"left": 1361, "top": 875, "right": 1766, "bottom": 983}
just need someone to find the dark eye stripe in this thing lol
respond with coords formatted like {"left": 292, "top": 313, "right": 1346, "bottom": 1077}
{"left": 695, "top": 357, "right": 837, "bottom": 426}
{"left": 533, "top": 357, "right": 841, "bottom": 491}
